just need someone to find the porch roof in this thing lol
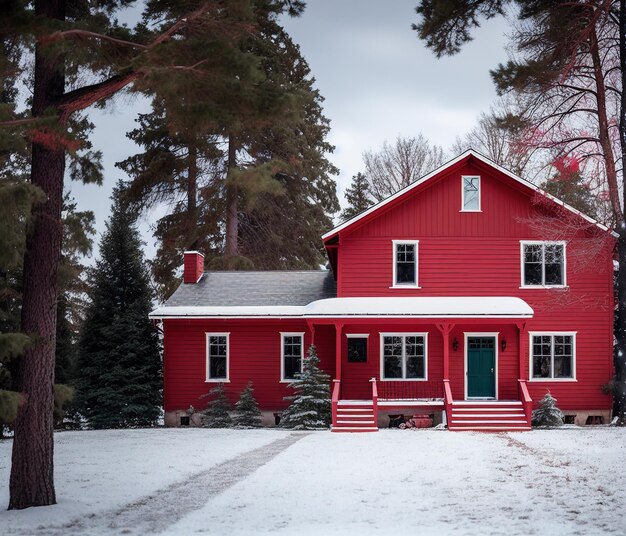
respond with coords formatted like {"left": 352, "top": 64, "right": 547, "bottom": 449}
{"left": 149, "top": 296, "right": 533, "bottom": 319}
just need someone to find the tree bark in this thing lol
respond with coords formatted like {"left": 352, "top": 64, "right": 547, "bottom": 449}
{"left": 224, "top": 133, "right": 239, "bottom": 258}
{"left": 9, "top": 0, "right": 65, "bottom": 509}
{"left": 187, "top": 143, "right": 199, "bottom": 250}
{"left": 589, "top": 24, "right": 622, "bottom": 222}
{"left": 614, "top": 0, "right": 626, "bottom": 424}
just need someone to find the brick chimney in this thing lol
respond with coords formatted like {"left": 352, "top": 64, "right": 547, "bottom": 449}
{"left": 183, "top": 251, "right": 205, "bottom": 284}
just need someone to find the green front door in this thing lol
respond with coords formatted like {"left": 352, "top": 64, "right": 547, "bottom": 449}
{"left": 467, "top": 337, "right": 496, "bottom": 398}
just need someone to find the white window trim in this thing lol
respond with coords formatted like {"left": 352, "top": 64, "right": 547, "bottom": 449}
{"left": 463, "top": 332, "right": 499, "bottom": 400}
{"left": 280, "top": 332, "right": 305, "bottom": 383}
{"left": 205, "top": 332, "right": 230, "bottom": 382}
{"left": 460, "top": 175, "right": 482, "bottom": 212}
{"left": 379, "top": 332, "right": 428, "bottom": 381}
{"left": 528, "top": 331, "right": 577, "bottom": 382}
{"left": 346, "top": 333, "right": 370, "bottom": 338}
{"left": 390, "top": 240, "right": 420, "bottom": 289}
{"left": 520, "top": 240, "right": 568, "bottom": 288}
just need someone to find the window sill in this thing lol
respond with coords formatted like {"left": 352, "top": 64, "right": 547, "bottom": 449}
{"left": 389, "top": 285, "right": 421, "bottom": 289}
{"left": 519, "top": 285, "right": 569, "bottom": 290}
{"left": 528, "top": 378, "right": 577, "bottom": 382}
{"left": 379, "top": 378, "right": 428, "bottom": 382}
{"left": 205, "top": 379, "right": 230, "bottom": 383}
{"left": 280, "top": 379, "right": 297, "bottom": 383}
{"left": 459, "top": 209, "right": 482, "bottom": 213}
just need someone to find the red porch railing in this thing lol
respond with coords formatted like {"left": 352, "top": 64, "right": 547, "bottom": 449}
{"left": 370, "top": 377, "right": 379, "bottom": 425}
{"left": 443, "top": 379, "right": 453, "bottom": 425}
{"left": 518, "top": 379, "right": 533, "bottom": 426}
{"left": 377, "top": 380, "right": 443, "bottom": 400}
{"left": 331, "top": 379, "right": 340, "bottom": 427}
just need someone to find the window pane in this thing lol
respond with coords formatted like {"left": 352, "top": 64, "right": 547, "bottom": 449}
{"left": 405, "top": 336, "right": 425, "bottom": 379}
{"left": 544, "top": 244, "right": 564, "bottom": 285}
{"left": 532, "top": 335, "right": 551, "bottom": 378}
{"left": 524, "top": 244, "right": 543, "bottom": 285}
{"left": 208, "top": 335, "right": 227, "bottom": 379}
{"left": 347, "top": 337, "right": 368, "bottom": 363}
{"left": 283, "top": 335, "right": 302, "bottom": 380}
{"left": 383, "top": 336, "right": 402, "bottom": 378}
{"left": 396, "top": 244, "right": 415, "bottom": 284}
{"left": 554, "top": 335, "right": 573, "bottom": 378}
{"left": 463, "top": 177, "right": 480, "bottom": 210}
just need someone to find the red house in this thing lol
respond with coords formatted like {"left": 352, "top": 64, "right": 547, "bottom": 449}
{"left": 150, "top": 150, "right": 615, "bottom": 431}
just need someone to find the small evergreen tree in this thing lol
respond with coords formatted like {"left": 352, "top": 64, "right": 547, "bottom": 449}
{"left": 532, "top": 392, "right": 564, "bottom": 427}
{"left": 233, "top": 382, "right": 263, "bottom": 428}
{"left": 281, "top": 345, "right": 331, "bottom": 429}
{"left": 202, "top": 383, "right": 233, "bottom": 428}
{"left": 340, "top": 172, "right": 373, "bottom": 221}
{"left": 77, "top": 183, "right": 162, "bottom": 429}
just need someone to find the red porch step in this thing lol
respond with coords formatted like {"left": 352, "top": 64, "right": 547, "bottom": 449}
{"left": 448, "top": 400, "right": 530, "bottom": 431}
{"left": 332, "top": 400, "right": 378, "bottom": 433}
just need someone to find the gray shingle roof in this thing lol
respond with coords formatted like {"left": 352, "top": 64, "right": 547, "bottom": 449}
{"left": 163, "top": 270, "right": 336, "bottom": 307}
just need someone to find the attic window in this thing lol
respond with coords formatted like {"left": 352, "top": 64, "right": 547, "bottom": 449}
{"left": 392, "top": 240, "right": 419, "bottom": 288}
{"left": 461, "top": 176, "right": 481, "bottom": 211}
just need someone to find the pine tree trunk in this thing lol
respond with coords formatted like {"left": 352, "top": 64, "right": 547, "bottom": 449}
{"left": 9, "top": 0, "right": 65, "bottom": 509}
{"left": 590, "top": 25, "right": 622, "bottom": 221}
{"left": 614, "top": 0, "right": 626, "bottom": 424}
{"left": 187, "top": 143, "right": 198, "bottom": 250}
{"left": 224, "top": 133, "right": 239, "bottom": 258}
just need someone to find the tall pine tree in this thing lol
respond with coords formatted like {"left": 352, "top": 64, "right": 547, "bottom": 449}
{"left": 119, "top": 12, "right": 338, "bottom": 282}
{"left": 77, "top": 183, "right": 161, "bottom": 429}
{"left": 2, "top": 0, "right": 302, "bottom": 507}
{"left": 340, "top": 173, "right": 373, "bottom": 221}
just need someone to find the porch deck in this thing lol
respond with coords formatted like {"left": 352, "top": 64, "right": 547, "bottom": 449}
{"left": 331, "top": 378, "right": 533, "bottom": 433}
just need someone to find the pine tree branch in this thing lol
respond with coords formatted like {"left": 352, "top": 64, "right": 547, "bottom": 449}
{"left": 57, "top": 72, "right": 139, "bottom": 121}
{"left": 41, "top": 30, "right": 149, "bottom": 50}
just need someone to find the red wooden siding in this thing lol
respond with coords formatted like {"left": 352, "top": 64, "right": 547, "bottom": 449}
{"left": 163, "top": 319, "right": 335, "bottom": 412}
{"left": 163, "top": 155, "right": 613, "bottom": 416}
{"left": 332, "top": 159, "right": 613, "bottom": 410}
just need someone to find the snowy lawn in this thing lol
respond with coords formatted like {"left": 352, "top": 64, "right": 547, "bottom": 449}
{"left": 0, "top": 428, "right": 290, "bottom": 534}
{"left": 1, "top": 427, "right": 625, "bottom": 535}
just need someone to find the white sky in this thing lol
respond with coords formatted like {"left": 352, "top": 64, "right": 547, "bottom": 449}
{"left": 69, "top": 1, "right": 511, "bottom": 259}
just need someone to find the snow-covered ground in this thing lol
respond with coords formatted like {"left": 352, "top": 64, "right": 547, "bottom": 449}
{"left": 1, "top": 427, "right": 625, "bottom": 535}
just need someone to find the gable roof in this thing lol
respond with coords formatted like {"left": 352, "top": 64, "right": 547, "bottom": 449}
{"left": 160, "top": 270, "right": 336, "bottom": 308}
{"left": 323, "top": 149, "right": 614, "bottom": 241}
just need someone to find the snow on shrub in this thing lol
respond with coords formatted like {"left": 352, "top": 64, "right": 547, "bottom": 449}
{"left": 531, "top": 392, "right": 564, "bottom": 427}
{"left": 280, "top": 345, "right": 331, "bottom": 429}
{"left": 233, "top": 382, "right": 263, "bottom": 428}
{"left": 202, "top": 383, "right": 233, "bottom": 428}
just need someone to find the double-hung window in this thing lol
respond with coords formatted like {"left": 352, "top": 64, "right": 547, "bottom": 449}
{"left": 461, "top": 176, "right": 481, "bottom": 211}
{"left": 392, "top": 240, "right": 419, "bottom": 287}
{"left": 206, "top": 333, "right": 229, "bottom": 381}
{"left": 281, "top": 333, "right": 304, "bottom": 381}
{"left": 521, "top": 241, "right": 566, "bottom": 287}
{"left": 530, "top": 333, "right": 576, "bottom": 380}
{"left": 381, "top": 334, "right": 427, "bottom": 380}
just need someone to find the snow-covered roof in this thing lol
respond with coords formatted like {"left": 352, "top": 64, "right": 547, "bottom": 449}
{"left": 322, "top": 149, "right": 615, "bottom": 240}
{"left": 150, "top": 296, "right": 533, "bottom": 319}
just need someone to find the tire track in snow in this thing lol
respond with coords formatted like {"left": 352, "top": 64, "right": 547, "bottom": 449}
{"left": 23, "top": 432, "right": 309, "bottom": 536}
{"left": 498, "top": 432, "right": 619, "bottom": 535}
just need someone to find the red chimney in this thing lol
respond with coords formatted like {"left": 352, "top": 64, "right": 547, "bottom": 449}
{"left": 183, "top": 251, "right": 205, "bottom": 284}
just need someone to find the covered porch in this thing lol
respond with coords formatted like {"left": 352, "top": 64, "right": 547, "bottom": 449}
{"left": 303, "top": 296, "right": 535, "bottom": 432}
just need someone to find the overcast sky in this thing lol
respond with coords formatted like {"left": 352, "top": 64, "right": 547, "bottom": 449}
{"left": 69, "top": 0, "right": 510, "bottom": 260}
